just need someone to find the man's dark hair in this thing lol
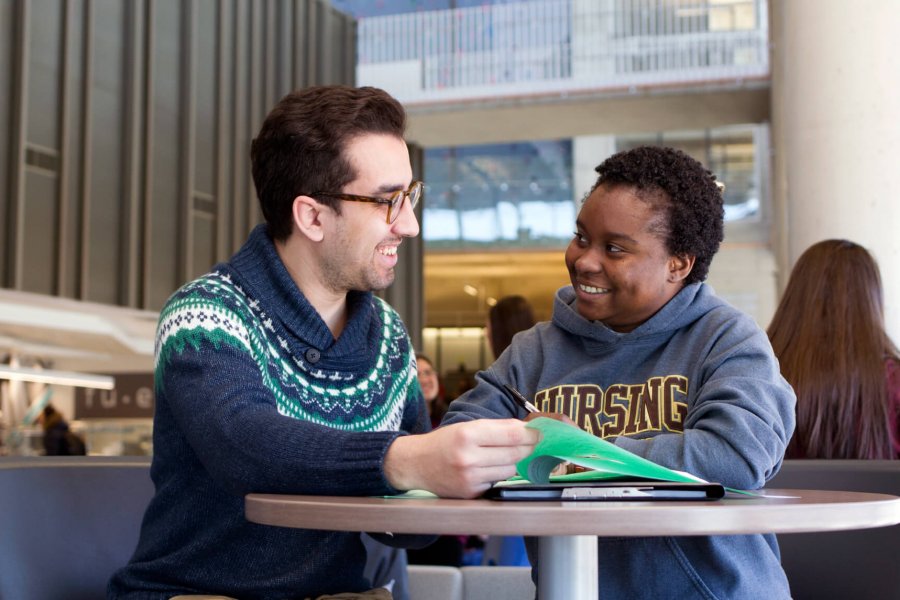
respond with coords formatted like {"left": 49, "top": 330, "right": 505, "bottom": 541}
{"left": 250, "top": 85, "right": 407, "bottom": 241}
{"left": 592, "top": 145, "right": 724, "bottom": 284}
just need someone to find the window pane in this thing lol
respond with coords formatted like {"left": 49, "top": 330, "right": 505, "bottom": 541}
{"left": 423, "top": 140, "right": 575, "bottom": 249}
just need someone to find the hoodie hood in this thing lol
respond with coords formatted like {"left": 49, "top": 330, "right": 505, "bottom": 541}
{"left": 553, "top": 282, "right": 719, "bottom": 352}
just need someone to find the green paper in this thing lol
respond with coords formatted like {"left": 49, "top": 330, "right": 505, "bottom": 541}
{"left": 516, "top": 417, "right": 704, "bottom": 484}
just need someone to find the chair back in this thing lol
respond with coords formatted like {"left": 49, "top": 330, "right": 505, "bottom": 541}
{"left": 461, "top": 566, "right": 535, "bottom": 600}
{"left": 407, "top": 564, "right": 463, "bottom": 600}
{"left": 0, "top": 455, "right": 153, "bottom": 600}
{"left": 767, "top": 459, "right": 900, "bottom": 600}
{"left": 406, "top": 565, "right": 534, "bottom": 600}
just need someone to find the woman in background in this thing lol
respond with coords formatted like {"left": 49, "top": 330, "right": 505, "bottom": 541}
{"left": 768, "top": 239, "right": 900, "bottom": 459}
{"left": 416, "top": 353, "right": 447, "bottom": 428}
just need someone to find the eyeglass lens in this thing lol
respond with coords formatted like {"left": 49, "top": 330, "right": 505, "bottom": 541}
{"left": 389, "top": 182, "right": 422, "bottom": 223}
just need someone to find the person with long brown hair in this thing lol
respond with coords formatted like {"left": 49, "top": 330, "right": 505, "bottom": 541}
{"left": 768, "top": 239, "right": 900, "bottom": 459}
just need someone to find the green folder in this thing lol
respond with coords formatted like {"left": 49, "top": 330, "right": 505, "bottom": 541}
{"left": 514, "top": 417, "right": 705, "bottom": 485}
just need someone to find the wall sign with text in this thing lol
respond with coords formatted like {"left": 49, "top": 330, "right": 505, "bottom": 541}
{"left": 74, "top": 373, "right": 155, "bottom": 419}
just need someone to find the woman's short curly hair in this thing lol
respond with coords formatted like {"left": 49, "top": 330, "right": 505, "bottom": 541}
{"left": 592, "top": 145, "right": 724, "bottom": 284}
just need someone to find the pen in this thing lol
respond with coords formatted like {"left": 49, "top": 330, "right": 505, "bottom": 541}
{"left": 503, "top": 384, "right": 539, "bottom": 414}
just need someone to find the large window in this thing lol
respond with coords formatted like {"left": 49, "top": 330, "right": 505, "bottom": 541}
{"left": 423, "top": 140, "right": 575, "bottom": 248}
{"left": 422, "top": 125, "right": 767, "bottom": 250}
{"left": 616, "top": 125, "right": 763, "bottom": 224}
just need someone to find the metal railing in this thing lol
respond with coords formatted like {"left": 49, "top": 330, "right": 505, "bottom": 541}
{"left": 357, "top": 0, "right": 768, "bottom": 104}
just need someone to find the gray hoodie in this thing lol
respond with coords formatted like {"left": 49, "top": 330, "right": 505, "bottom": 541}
{"left": 444, "top": 282, "right": 795, "bottom": 599}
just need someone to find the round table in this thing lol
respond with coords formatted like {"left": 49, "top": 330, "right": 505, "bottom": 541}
{"left": 246, "top": 489, "right": 900, "bottom": 599}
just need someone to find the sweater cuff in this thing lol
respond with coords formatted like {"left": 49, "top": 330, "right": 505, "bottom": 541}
{"left": 328, "top": 430, "right": 405, "bottom": 496}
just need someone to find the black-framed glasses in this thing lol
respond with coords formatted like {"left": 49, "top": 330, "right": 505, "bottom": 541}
{"left": 312, "top": 180, "right": 423, "bottom": 224}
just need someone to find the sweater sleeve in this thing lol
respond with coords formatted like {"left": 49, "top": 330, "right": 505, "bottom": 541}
{"left": 614, "top": 322, "right": 796, "bottom": 490}
{"left": 156, "top": 338, "right": 407, "bottom": 497}
{"left": 150, "top": 278, "right": 434, "bottom": 498}
{"left": 441, "top": 339, "right": 537, "bottom": 425}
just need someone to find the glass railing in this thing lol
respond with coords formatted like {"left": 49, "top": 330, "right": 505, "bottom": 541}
{"left": 358, "top": 0, "right": 769, "bottom": 104}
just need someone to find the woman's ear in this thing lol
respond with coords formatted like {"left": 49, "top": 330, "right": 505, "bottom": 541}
{"left": 668, "top": 253, "right": 696, "bottom": 283}
{"left": 292, "top": 195, "right": 326, "bottom": 242}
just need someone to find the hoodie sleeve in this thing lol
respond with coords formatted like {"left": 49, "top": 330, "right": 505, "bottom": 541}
{"left": 614, "top": 316, "right": 796, "bottom": 490}
{"left": 441, "top": 326, "right": 550, "bottom": 425}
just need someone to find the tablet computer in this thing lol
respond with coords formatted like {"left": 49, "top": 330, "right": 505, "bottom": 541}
{"left": 483, "top": 480, "right": 725, "bottom": 501}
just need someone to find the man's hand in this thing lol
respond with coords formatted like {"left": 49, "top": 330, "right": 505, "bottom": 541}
{"left": 383, "top": 420, "right": 540, "bottom": 499}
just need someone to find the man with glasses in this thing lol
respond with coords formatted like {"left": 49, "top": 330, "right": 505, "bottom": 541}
{"left": 109, "top": 86, "right": 538, "bottom": 600}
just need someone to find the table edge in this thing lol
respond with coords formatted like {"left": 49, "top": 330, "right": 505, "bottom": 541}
{"left": 245, "top": 489, "right": 900, "bottom": 537}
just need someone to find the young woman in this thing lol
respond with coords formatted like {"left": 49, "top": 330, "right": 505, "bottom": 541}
{"left": 768, "top": 239, "right": 900, "bottom": 459}
{"left": 445, "top": 145, "right": 796, "bottom": 598}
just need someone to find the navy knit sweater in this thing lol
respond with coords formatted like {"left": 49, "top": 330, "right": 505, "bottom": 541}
{"left": 108, "top": 224, "right": 427, "bottom": 599}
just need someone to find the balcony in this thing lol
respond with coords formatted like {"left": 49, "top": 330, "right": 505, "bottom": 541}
{"left": 358, "top": 0, "right": 769, "bottom": 107}
{"left": 354, "top": 0, "right": 774, "bottom": 334}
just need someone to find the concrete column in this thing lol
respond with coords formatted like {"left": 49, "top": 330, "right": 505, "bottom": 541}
{"left": 771, "top": 0, "right": 900, "bottom": 342}
{"left": 573, "top": 135, "right": 616, "bottom": 203}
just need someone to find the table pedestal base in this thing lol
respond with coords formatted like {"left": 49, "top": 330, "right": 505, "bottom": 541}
{"left": 538, "top": 535, "right": 598, "bottom": 599}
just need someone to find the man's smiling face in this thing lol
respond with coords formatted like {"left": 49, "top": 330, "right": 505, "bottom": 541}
{"left": 318, "top": 133, "right": 419, "bottom": 294}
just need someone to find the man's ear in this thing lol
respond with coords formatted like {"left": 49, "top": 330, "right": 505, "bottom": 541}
{"left": 292, "top": 195, "right": 327, "bottom": 242}
{"left": 668, "top": 253, "right": 696, "bottom": 283}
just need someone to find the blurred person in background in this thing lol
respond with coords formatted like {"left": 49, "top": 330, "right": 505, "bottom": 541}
{"left": 40, "top": 404, "right": 86, "bottom": 456}
{"left": 768, "top": 239, "right": 900, "bottom": 459}
{"left": 416, "top": 354, "right": 447, "bottom": 428}
{"left": 487, "top": 295, "right": 537, "bottom": 358}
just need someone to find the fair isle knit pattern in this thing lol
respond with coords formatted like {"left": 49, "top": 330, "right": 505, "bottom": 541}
{"left": 156, "top": 270, "right": 414, "bottom": 433}
{"left": 108, "top": 225, "right": 426, "bottom": 599}
{"left": 107, "top": 225, "right": 429, "bottom": 600}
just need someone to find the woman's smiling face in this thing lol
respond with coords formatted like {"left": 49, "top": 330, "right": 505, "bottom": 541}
{"left": 416, "top": 358, "right": 440, "bottom": 404}
{"left": 564, "top": 183, "right": 693, "bottom": 332}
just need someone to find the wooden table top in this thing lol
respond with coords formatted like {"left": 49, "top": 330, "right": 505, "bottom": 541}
{"left": 245, "top": 489, "right": 900, "bottom": 537}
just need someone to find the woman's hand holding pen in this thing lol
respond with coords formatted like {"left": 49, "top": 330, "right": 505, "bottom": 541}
{"left": 518, "top": 410, "right": 582, "bottom": 475}
{"left": 520, "top": 410, "right": 585, "bottom": 475}
{"left": 503, "top": 384, "right": 579, "bottom": 474}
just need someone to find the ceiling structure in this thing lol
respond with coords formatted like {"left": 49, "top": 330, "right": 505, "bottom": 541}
{"left": 0, "top": 289, "right": 157, "bottom": 374}
{"left": 405, "top": 82, "right": 770, "bottom": 148}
